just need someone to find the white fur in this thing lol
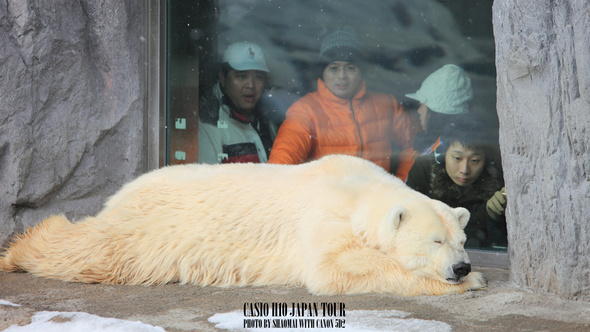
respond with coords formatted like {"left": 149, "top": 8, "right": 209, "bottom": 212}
{"left": 0, "top": 155, "right": 486, "bottom": 296}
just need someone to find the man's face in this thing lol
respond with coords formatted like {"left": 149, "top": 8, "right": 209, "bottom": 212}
{"left": 322, "top": 61, "right": 362, "bottom": 100}
{"left": 444, "top": 141, "right": 486, "bottom": 187}
{"left": 219, "top": 69, "right": 266, "bottom": 115}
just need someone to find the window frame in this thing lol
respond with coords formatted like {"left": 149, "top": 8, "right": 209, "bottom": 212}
{"left": 146, "top": 0, "right": 167, "bottom": 170}
{"left": 146, "top": 0, "right": 508, "bottom": 269}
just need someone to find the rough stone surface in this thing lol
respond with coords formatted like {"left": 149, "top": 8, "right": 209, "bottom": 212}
{"left": 2, "top": 267, "right": 590, "bottom": 331}
{"left": 493, "top": 0, "right": 590, "bottom": 300}
{"left": 0, "top": 0, "right": 146, "bottom": 246}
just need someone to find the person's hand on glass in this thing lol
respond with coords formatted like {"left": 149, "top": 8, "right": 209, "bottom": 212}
{"left": 486, "top": 187, "right": 506, "bottom": 220}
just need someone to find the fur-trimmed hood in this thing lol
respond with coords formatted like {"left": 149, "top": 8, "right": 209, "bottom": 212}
{"left": 430, "top": 161, "right": 503, "bottom": 208}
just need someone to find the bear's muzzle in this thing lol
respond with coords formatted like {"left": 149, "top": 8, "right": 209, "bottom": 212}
{"left": 451, "top": 262, "right": 472, "bottom": 281}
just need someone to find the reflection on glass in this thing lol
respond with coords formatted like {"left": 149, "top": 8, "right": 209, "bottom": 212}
{"left": 166, "top": 0, "right": 505, "bottom": 252}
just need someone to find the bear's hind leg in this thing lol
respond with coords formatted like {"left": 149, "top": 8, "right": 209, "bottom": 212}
{"left": 0, "top": 214, "right": 73, "bottom": 273}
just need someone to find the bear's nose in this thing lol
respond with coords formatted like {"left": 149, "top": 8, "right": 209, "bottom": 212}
{"left": 452, "top": 262, "right": 471, "bottom": 277}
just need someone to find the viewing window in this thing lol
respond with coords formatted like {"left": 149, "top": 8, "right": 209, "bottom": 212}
{"left": 163, "top": 0, "right": 506, "bottom": 264}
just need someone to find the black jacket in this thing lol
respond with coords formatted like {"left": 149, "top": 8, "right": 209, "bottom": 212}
{"left": 406, "top": 154, "right": 507, "bottom": 249}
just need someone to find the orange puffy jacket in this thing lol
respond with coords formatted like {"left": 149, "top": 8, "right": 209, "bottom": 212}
{"left": 268, "top": 79, "right": 419, "bottom": 177}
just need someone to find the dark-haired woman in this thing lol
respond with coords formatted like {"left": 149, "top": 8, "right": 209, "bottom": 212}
{"left": 406, "top": 119, "right": 507, "bottom": 249}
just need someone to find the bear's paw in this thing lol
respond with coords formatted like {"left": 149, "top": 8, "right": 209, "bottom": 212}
{"left": 463, "top": 272, "right": 488, "bottom": 291}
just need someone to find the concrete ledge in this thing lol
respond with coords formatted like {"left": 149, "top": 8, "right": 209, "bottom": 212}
{"left": 1, "top": 268, "right": 589, "bottom": 331}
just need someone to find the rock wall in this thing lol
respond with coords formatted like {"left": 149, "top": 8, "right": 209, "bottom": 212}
{"left": 0, "top": 0, "right": 146, "bottom": 245}
{"left": 493, "top": 0, "right": 590, "bottom": 300}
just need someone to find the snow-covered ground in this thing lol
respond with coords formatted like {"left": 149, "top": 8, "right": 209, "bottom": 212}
{"left": 208, "top": 309, "right": 451, "bottom": 331}
{"left": 2, "top": 300, "right": 451, "bottom": 331}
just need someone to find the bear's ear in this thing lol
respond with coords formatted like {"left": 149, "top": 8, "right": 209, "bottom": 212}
{"left": 379, "top": 206, "right": 407, "bottom": 238}
{"left": 454, "top": 207, "right": 470, "bottom": 229}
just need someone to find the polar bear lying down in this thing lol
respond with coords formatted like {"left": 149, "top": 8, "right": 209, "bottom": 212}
{"left": 0, "top": 155, "right": 486, "bottom": 296}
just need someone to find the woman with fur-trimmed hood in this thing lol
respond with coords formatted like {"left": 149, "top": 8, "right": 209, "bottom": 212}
{"left": 406, "top": 117, "right": 507, "bottom": 249}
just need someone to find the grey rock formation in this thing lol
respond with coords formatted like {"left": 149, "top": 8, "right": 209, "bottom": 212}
{"left": 494, "top": 0, "right": 590, "bottom": 300}
{"left": 0, "top": 0, "right": 146, "bottom": 245}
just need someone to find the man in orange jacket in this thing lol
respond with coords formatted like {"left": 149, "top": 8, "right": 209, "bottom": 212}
{"left": 268, "top": 27, "right": 419, "bottom": 179}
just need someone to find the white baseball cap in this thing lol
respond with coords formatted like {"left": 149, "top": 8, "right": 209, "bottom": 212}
{"left": 222, "top": 42, "right": 269, "bottom": 72}
{"left": 406, "top": 64, "right": 473, "bottom": 115}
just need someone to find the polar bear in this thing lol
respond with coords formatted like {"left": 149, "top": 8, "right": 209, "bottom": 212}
{"left": 0, "top": 155, "right": 486, "bottom": 296}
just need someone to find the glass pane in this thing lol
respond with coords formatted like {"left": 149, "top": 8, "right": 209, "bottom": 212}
{"left": 165, "top": 0, "right": 506, "bottom": 252}
{"left": 167, "top": 0, "right": 217, "bottom": 164}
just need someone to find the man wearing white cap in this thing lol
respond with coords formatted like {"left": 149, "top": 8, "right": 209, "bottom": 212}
{"left": 198, "top": 42, "right": 274, "bottom": 164}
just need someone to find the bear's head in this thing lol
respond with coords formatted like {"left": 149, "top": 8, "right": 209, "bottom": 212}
{"left": 377, "top": 198, "right": 473, "bottom": 284}
{"left": 321, "top": 155, "right": 474, "bottom": 284}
